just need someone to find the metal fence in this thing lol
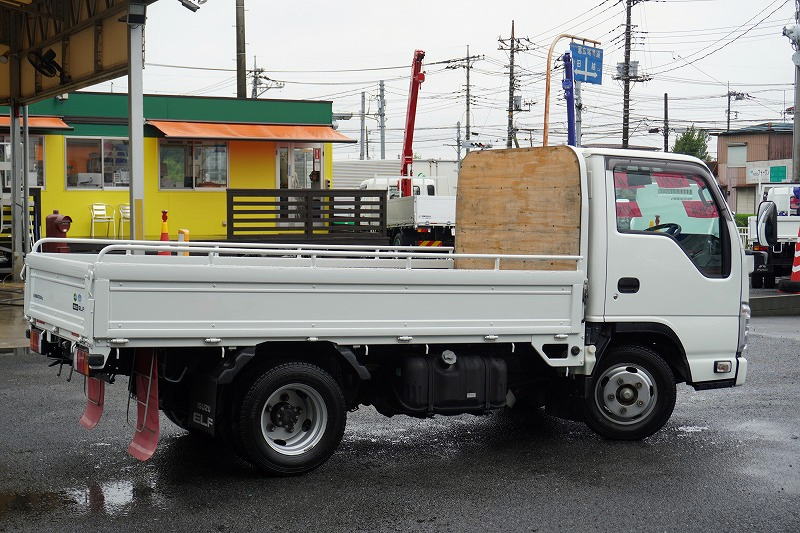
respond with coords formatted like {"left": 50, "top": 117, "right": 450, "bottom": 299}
{"left": 738, "top": 226, "right": 749, "bottom": 248}
{"left": 227, "top": 188, "right": 387, "bottom": 244}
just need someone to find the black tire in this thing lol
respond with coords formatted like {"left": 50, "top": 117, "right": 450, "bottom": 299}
{"left": 236, "top": 362, "right": 346, "bottom": 476}
{"left": 584, "top": 344, "right": 676, "bottom": 440}
{"left": 778, "top": 278, "right": 800, "bottom": 293}
{"left": 392, "top": 230, "right": 414, "bottom": 246}
{"left": 750, "top": 274, "right": 763, "bottom": 289}
{"left": 764, "top": 275, "right": 776, "bottom": 289}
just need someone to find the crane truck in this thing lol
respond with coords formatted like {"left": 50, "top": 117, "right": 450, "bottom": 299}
{"left": 372, "top": 49, "right": 458, "bottom": 247}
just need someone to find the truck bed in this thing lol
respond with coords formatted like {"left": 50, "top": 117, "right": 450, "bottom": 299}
{"left": 24, "top": 240, "right": 585, "bottom": 368}
{"left": 748, "top": 215, "right": 800, "bottom": 243}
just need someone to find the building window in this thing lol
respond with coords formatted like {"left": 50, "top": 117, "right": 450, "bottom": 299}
{"left": 66, "top": 137, "right": 129, "bottom": 189}
{"left": 0, "top": 135, "right": 45, "bottom": 189}
{"left": 159, "top": 141, "right": 228, "bottom": 189}
{"left": 727, "top": 144, "right": 746, "bottom": 168}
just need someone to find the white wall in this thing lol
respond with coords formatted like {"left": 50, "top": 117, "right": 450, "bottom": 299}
{"left": 333, "top": 159, "right": 460, "bottom": 192}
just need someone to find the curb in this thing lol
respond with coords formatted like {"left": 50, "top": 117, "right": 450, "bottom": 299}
{"left": 750, "top": 293, "right": 800, "bottom": 317}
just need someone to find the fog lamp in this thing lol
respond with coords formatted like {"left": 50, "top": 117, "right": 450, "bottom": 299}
{"left": 714, "top": 360, "right": 732, "bottom": 374}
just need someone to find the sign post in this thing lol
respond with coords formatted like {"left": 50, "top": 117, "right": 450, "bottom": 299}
{"left": 543, "top": 35, "right": 601, "bottom": 147}
{"left": 569, "top": 43, "right": 604, "bottom": 85}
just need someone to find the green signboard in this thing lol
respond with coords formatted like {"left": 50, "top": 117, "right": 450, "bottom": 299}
{"left": 770, "top": 165, "right": 787, "bottom": 183}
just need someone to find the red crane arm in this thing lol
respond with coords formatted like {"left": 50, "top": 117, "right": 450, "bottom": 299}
{"left": 400, "top": 49, "right": 426, "bottom": 196}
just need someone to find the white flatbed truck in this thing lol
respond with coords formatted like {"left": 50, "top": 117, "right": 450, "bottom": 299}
{"left": 24, "top": 146, "right": 756, "bottom": 476}
{"left": 360, "top": 177, "right": 457, "bottom": 246}
{"left": 746, "top": 187, "right": 800, "bottom": 288}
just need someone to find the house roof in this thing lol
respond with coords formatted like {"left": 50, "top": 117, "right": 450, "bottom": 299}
{"left": 716, "top": 122, "right": 793, "bottom": 137}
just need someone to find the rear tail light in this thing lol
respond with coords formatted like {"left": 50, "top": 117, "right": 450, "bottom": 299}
{"left": 75, "top": 346, "right": 90, "bottom": 376}
{"left": 29, "top": 328, "right": 42, "bottom": 354}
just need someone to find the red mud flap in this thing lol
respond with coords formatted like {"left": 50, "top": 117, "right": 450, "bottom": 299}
{"left": 79, "top": 377, "right": 105, "bottom": 429}
{"left": 127, "top": 349, "right": 160, "bottom": 461}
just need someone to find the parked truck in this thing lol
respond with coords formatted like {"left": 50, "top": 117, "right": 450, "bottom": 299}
{"left": 24, "top": 146, "right": 759, "bottom": 476}
{"left": 747, "top": 186, "right": 800, "bottom": 288}
{"left": 359, "top": 176, "right": 456, "bottom": 246}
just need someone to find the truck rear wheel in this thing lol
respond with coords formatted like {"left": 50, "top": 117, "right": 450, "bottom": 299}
{"left": 584, "top": 344, "right": 676, "bottom": 440}
{"left": 393, "top": 230, "right": 414, "bottom": 246}
{"left": 236, "top": 362, "right": 346, "bottom": 476}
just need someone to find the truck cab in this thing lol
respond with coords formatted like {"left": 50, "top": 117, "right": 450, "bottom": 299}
{"left": 582, "top": 149, "right": 747, "bottom": 388}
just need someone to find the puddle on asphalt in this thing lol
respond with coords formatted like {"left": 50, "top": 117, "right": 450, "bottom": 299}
{"left": 0, "top": 475, "right": 167, "bottom": 519}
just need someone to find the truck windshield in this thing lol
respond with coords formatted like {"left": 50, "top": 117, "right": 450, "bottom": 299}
{"left": 613, "top": 163, "right": 729, "bottom": 278}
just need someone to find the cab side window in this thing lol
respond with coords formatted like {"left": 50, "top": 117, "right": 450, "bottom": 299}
{"left": 614, "top": 165, "right": 728, "bottom": 277}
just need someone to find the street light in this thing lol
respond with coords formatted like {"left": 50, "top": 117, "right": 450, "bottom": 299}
{"left": 178, "top": 0, "right": 207, "bottom": 12}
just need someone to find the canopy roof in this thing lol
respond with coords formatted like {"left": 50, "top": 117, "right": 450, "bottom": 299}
{"left": 147, "top": 120, "right": 356, "bottom": 143}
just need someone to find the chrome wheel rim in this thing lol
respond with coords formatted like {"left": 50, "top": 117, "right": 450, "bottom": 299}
{"left": 595, "top": 363, "right": 657, "bottom": 425}
{"left": 260, "top": 383, "right": 327, "bottom": 456}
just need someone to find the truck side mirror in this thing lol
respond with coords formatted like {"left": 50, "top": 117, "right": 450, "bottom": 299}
{"left": 756, "top": 200, "right": 778, "bottom": 247}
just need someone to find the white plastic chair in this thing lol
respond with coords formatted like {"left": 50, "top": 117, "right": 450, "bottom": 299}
{"left": 89, "top": 203, "right": 115, "bottom": 238}
{"left": 117, "top": 203, "right": 131, "bottom": 240}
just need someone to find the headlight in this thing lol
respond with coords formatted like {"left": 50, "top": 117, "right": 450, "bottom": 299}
{"left": 738, "top": 302, "right": 751, "bottom": 353}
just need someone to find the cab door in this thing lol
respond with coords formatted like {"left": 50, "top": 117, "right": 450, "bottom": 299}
{"left": 603, "top": 157, "right": 742, "bottom": 384}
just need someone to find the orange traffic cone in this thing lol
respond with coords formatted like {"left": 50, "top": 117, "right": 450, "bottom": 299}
{"left": 158, "top": 210, "right": 170, "bottom": 256}
{"left": 778, "top": 226, "right": 800, "bottom": 293}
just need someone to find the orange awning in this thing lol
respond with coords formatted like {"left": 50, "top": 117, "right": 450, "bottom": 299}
{"left": 147, "top": 120, "right": 356, "bottom": 143}
{"left": 0, "top": 116, "right": 71, "bottom": 130}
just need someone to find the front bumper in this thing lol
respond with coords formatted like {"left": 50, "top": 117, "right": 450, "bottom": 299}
{"left": 735, "top": 355, "right": 748, "bottom": 386}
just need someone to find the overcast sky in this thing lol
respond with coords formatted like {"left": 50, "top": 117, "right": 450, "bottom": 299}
{"left": 95, "top": 0, "right": 797, "bottom": 160}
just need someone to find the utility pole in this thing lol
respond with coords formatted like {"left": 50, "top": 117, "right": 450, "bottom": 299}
{"left": 248, "top": 56, "right": 284, "bottom": 98}
{"left": 235, "top": 0, "right": 246, "bottom": 98}
{"left": 783, "top": 7, "right": 800, "bottom": 180}
{"left": 498, "top": 22, "right": 534, "bottom": 147}
{"left": 622, "top": 0, "right": 632, "bottom": 148}
{"left": 795, "top": 0, "right": 800, "bottom": 181}
{"left": 727, "top": 82, "right": 731, "bottom": 132}
{"left": 360, "top": 91, "right": 366, "bottom": 160}
{"left": 456, "top": 121, "right": 462, "bottom": 165}
{"left": 251, "top": 55, "right": 259, "bottom": 99}
{"left": 447, "top": 47, "right": 482, "bottom": 153}
{"left": 663, "top": 93, "right": 669, "bottom": 152}
{"left": 726, "top": 84, "right": 748, "bottom": 132}
{"left": 615, "top": 0, "right": 649, "bottom": 148}
{"left": 378, "top": 80, "right": 386, "bottom": 159}
{"left": 504, "top": 21, "right": 516, "bottom": 148}
{"left": 465, "top": 46, "right": 472, "bottom": 154}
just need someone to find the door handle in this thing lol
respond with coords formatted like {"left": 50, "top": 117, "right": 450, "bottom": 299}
{"left": 617, "top": 277, "right": 640, "bottom": 294}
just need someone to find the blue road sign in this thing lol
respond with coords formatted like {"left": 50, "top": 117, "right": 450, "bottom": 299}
{"left": 569, "top": 43, "right": 603, "bottom": 85}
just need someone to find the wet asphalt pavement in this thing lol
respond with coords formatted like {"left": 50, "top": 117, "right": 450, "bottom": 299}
{"left": 1, "top": 318, "right": 799, "bottom": 532}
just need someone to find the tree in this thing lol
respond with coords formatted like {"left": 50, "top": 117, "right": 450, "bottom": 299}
{"left": 672, "top": 126, "right": 709, "bottom": 161}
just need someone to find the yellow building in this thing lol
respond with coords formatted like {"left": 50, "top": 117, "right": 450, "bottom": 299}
{"left": 1, "top": 92, "right": 354, "bottom": 240}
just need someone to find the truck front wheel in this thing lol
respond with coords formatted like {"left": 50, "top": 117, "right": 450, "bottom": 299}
{"left": 584, "top": 345, "right": 676, "bottom": 440}
{"left": 236, "top": 362, "right": 346, "bottom": 476}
